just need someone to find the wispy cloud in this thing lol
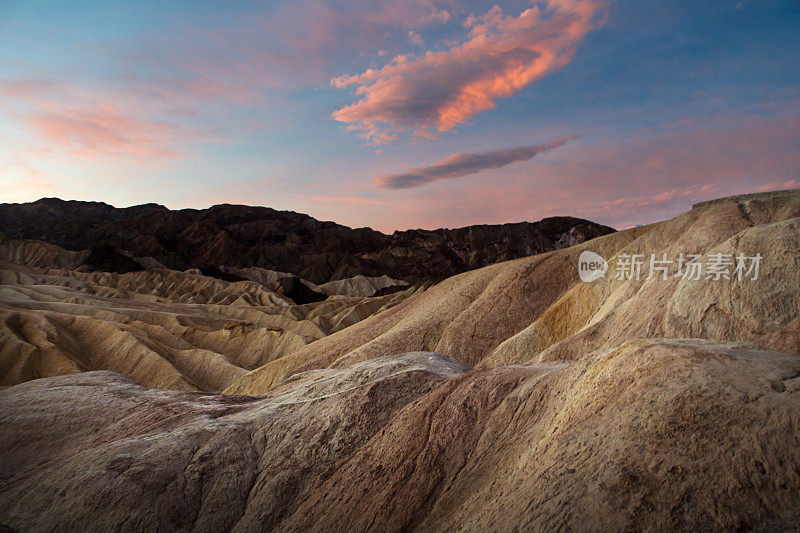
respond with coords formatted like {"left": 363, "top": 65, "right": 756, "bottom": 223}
{"left": 0, "top": 0, "right": 463, "bottom": 160}
{"left": 333, "top": 0, "right": 607, "bottom": 143}
{"left": 0, "top": 76, "right": 195, "bottom": 159}
{"left": 26, "top": 105, "right": 180, "bottom": 158}
{"left": 375, "top": 135, "right": 576, "bottom": 189}
{"left": 0, "top": 156, "right": 55, "bottom": 202}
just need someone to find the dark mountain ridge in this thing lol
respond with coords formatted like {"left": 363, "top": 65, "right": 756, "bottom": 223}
{"left": 0, "top": 198, "right": 615, "bottom": 283}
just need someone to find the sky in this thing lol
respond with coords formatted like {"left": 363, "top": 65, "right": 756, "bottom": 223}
{"left": 0, "top": 0, "right": 798, "bottom": 232}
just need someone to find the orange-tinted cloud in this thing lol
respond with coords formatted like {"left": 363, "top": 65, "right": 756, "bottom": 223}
{"left": 1, "top": 75, "right": 190, "bottom": 159}
{"left": 375, "top": 135, "right": 576, "bottom": 189}
{"left": 0, "top": 156, "right": 56, "bottom": 202}
{"left": 332, "top": 0, "right": 607, "bottom": 143}
{"left": 26, "top": 105, "right": 179, "bottom": 158}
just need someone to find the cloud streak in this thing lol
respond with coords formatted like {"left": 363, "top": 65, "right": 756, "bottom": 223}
{"left": 375, "top": 135, "right": 577, "bottom": 189}
{"left": 333, "top": 0, "right": 607, "bottom": 143}
{"left": 27, "top": 105, "right": 180, "bottom": 158}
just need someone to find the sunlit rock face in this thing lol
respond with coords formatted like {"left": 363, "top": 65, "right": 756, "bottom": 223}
{"left": 1, "top": 190, "right": 800, "bottom": 531}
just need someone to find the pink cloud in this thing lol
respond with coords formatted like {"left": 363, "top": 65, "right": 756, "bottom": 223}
{"left": 2, "top": 1, "right": 470, "bottom": 161}
{"left": 1, "top": 75, "right": 202, "bottom": 159}
{"left": 26, "top": 106, "right": 179, "bottom": 158}
{"left": 332, "top": 0, "right": 607, "bottom": 143}
{"left": 0, "top": 76, "right": 181, "bottom": 159}
{"left": 0, "top": 157, "right": 56, "bottom": 202}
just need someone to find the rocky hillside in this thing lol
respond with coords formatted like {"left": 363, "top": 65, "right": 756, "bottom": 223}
{"left": 1, "top": 189, "right": 799, "bottom": 530}
{"left": 228, "top": 189, "right": 800, "bottom": 395}
{"left": 3, "top": 340, "right": 799, "bottom": 531}
{"left": 0, "top": 237, "right": 422, "bottom": 391}
{"left": 0, "top": 198, "right": 614, "bottom": 284}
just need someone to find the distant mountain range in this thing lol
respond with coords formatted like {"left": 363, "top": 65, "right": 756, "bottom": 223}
{"left": 0, "top": 198, "right": 615, "bottom": 284}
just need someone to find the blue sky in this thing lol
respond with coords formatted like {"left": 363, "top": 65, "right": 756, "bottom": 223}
{"left": 1, "top": 0, "right": 798, "bottom": 231}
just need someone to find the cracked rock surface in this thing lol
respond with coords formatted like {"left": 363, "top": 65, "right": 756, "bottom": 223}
{"left": 1, "top": 190, "right": 800, "bottom": 531}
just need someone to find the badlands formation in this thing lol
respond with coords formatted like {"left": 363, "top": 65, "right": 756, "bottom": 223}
{"left": 0, "top": 239, "right": 420, "bottom": 391}
{"left": 1, "top": 189, "right": 799, "bottom": 531}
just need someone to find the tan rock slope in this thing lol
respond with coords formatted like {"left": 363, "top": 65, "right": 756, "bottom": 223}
{"left": 1, "top": 189, "right": 799, "bottom": 531}
{"left": 0, "top": 243, "right": 418, "bottom": 391}
{"left": 226, "top": 189, "right": 800, "bottom": 395}
{"left": 1, "top": 340, "right": 799, "bottom": 530}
